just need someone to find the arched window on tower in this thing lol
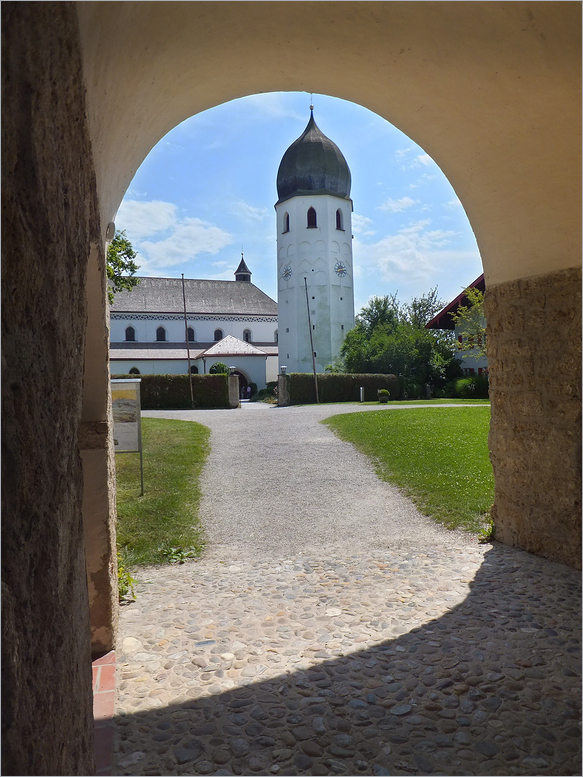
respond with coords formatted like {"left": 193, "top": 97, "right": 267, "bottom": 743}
{"left": 307, "top": 207, "right": 317, "bottom": 228}
{"left": 336, "top": 209, "right": 344, "bottom": 230}
{"left": 243, "top": 329, "right": 252, "bottom": 343}
{"left": 187, "top": 326, "right": 195, "bottom": 342}
{"left": 214, "top": 329, "right": 223, "bottom": 342}
{"left": 125, "top": 326, "right": 135, "bottom": 342}
{"left": 283, "top": 212, "right": 290, "bottom": 233}
{"left": 156, "top": 326, "right": 166, "bottom": 342}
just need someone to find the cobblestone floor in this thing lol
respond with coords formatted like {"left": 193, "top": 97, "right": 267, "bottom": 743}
{"left": 114, "top": 406, "right": 581, "bottom": 776}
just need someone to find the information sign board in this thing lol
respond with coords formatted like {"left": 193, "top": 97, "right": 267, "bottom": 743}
{"left": 111, "top": 378, "right": 144, "bottom": 494}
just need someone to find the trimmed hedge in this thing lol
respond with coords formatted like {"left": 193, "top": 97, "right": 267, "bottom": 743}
{"left": 286, "top": 373, "right": 400, "bottom": 405}
{"left": 111, "top": 373, "right": 230, "bottom": 409}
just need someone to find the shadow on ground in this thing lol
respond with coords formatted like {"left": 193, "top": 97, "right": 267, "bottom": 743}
{"left": 113, "top": 544, "right": 581, "bottom": 777}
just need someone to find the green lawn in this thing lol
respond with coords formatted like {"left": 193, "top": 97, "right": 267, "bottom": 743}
{"left": 115, "top": 417, "right": 210, "bottom": 566}
{"left": 323, "top": 406, "right": 493, "bottom": 532}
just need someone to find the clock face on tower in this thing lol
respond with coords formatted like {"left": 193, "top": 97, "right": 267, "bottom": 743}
{"left": 334, "top": 261, "right": 348, "bottom": 277}
{"left": 282, "top": 265, "right": 292, "bottom": 280}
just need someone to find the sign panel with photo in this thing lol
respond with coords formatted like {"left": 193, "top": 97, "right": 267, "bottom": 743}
{"left": 111, "top": 379, "right": 144, "bottom": 494}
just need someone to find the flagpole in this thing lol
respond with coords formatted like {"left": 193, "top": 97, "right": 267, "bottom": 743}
{"left": 304, "top": 276, "right": 319, "bottom": 403}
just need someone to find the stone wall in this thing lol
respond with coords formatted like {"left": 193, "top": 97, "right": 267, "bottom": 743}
{"left": 485, "top": 267, "right": 582, "bottom": 569}
{"left": 1, "top": 3, "right": 99, "bottom": 773}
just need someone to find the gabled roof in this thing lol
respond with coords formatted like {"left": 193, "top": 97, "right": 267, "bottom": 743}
{"left": 200, "top": 335, "right": 268, "bottom": 357}
{"left": 426, "top": 274, "right": 485, "bottom": 330}
{"left": 110, "top": 277, "right": 277, "bottom": 316}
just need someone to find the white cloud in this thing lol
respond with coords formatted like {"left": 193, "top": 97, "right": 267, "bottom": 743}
{"left": 137, "top": 217, "right": 233, "bottom": 272}
{"left": 212, "top": 261, "right": 228, "bottom": 268}
{"left": 352, "top": 220, "right": 463, "bottom": 288}
{"left": 352, "top": 213, "right": 375, "bottom": 236}
{"left": 232, "top": 201, "right": 268, "bottom": 222}
{"left": 444, "top": 197, "right": 462, "bottom": 209}
{"left": 239, "top": 93, "right": 305, "bottom": 122}
{"left": 395, "top": 147, "right": 412, "bottom": 161}
{"left": 409, "top": 173, "right": 436, "bottom": 190}
{"left": 413, "top": 154, "right": 433, "bottom": 167}
{"left": 378, "top": 196, "right": 418, "bottom": 213}
{"left": 116, "top": 200, "right": 177, "bottom": 239}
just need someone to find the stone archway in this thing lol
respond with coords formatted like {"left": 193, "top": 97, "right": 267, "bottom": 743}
{"left": 77, "top": 0, "right": 580, "bottom": 570}
{"left": 2, "top": 3, "right": 580, "bottom": 773}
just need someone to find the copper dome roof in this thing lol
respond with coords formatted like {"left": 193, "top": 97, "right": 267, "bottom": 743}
{"left": 276, "top": 111, "right": 351, "bottom": 205}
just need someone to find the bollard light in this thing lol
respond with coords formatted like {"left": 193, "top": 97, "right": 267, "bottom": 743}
{"left": 229, "top": 366, "right": 236, "bottom": 375}
{"left": 280, "top": 365, "right": 287, "bottom": 375}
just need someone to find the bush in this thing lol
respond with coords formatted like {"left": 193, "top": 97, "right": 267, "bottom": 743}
{"left": 285, "top": 373, "right": 400, "bottom": 405}
{"left": 443, "top": 380, "right": 458, "bottom": 398}
{"left": 209, "top": 362, "right": 229, "bottom": 375}
{"left": 455, "top": 374, "right": 489, "bottom": 399}
{"left": 399, "top": 376, "right": 422, "bottom": 400}
{"left": 111, "top": 373, "right": 230, "bottom": 409}
{"left": 249, "top": 382, "right": 258, "bottom": 397}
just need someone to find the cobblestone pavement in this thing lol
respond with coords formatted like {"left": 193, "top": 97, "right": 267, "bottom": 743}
{"left": 114, "top": 406, "right": 581, "bottom": 776}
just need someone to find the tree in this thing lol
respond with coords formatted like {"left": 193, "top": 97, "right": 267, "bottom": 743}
{"left": 450, "top": 286, "right": 486, "bottom": 358}
{"left": 107, "top": 230, "right": 140, "bottom": 303}
{"left": 209, "top": 362, "right": 229, "bottom": 375}
{"left": 355, "top": 293, "right": 400, "bottom": 336}
{"left": 340, "top": 289, "right": 460, "bottom": 391}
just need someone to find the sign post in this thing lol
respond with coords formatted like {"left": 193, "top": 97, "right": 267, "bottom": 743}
{"left": 111, "top": 378, "right": 144, "bottom": 495}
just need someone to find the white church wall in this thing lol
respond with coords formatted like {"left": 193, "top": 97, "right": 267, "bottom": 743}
{"left": 265, "top": 356, "right": 279, "bottom": 384}
{"left": 110, "top": 314, "right": 277, "bottom": 344}
{"left": 204, "top": 356, "right": 268, "bottom": 389}
{"left": 111, "top": 355, "right": 271, "bottom": 388}
{"left": 111, "top": 359, "right": 192, "bottom": 375}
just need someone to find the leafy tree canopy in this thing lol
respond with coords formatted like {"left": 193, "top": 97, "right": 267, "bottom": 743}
{"left": 340, "top": 288, "right": 462, "bottom": 390}
{"left": 209, "top": 362, "right": 229, "bottom": 375}
{"left": 107, "top": 230, "right": 140, "bottom": 304}
{"left": 450, "top": 286, "right": 486, "bottom": 358}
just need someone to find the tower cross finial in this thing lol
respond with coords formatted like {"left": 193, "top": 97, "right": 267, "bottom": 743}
{"left": 310, "top": 93, "right": 314, "bottom": 112}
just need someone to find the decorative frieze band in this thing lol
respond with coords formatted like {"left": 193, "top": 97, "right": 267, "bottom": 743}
{"left": 111, "top": 313, "right": 277, "bottom": 323}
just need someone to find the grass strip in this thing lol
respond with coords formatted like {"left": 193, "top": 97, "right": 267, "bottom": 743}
{"left": 115, "top": 417, "right": 210, "bottom": 566}
{"left": 323, "top": 406, "right": 493, "bottom": 532}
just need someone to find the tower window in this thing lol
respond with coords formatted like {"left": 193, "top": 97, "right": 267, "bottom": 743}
{"left": 214, "top": 329, "right": 223, "bottom": 341}
{"left": 156, "top": 326, "right": 166, "bottom": 342}
{"left": 125, "top": 326, "right": 135, "bottom": 342}
{"left": 187, "top": 326, "right": 195, "bottom": 342}
{"left": 283, "top": 212, "right": 290, "bottom": 233}
{"left": 286, "top": 328, "right": 289, "bottom": 333}
{"left": 307, "top": 207, "right": 317, "bottom": 228}
{"left": 336, "top": 209, "right": 344, "bottom": 230}
{"left": 341, "top": 325, "right": 344, "bottom": 330}
{"left": 243, "top": 329, "right": 252, "bottom": 343}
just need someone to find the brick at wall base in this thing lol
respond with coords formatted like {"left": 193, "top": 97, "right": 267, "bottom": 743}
{"left": 485, "top": 266, "right": 582, "bottom": 569}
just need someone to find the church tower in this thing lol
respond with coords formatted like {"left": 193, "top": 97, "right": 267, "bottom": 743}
{"left": 275, "top": 109, "right": 355, "bottom": 373}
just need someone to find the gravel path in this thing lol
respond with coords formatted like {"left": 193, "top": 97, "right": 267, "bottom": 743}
{"left": 114, "top": 403, "right": 581, "bottom": 777}
{"left": 143, "top": 403, "right": 478, "bottom": 560}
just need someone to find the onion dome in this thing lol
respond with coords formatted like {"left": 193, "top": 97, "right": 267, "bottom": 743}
{"left": 276, "top": 110, "right": 351, "bottom": 204}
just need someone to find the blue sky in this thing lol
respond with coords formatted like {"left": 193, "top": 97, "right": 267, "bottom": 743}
{"left": 115, "top": 92, "right": 483, "bottom": 313}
